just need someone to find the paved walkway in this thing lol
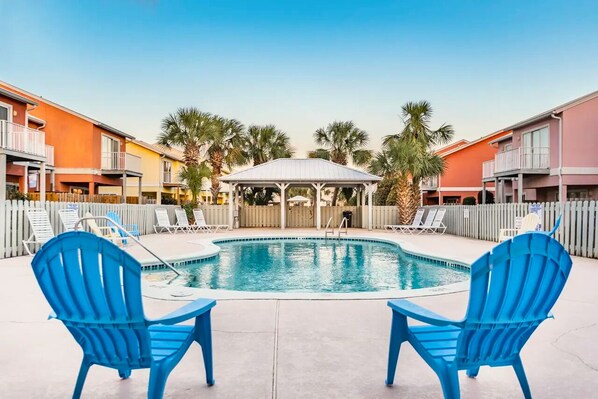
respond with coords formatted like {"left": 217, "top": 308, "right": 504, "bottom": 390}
{"left": 1, "top": 230, "right": 597, "bottom": 398}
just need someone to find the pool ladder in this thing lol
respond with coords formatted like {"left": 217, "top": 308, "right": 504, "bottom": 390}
{"left": 74, "top": 216, "right": 181, "bottom": 275}
{"left": 324, "top": 217, "right": 349, "bottom": 239}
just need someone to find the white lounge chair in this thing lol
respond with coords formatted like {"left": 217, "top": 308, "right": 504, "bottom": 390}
{"left": 154, "top": 208, "right": 184, "bottom": 233}
{"left": 384, "top": 209, "right": 425, "bottom": 233}
{"left": 58, "top": 208, "right": 80, "bottom": 232}
{"left": 23, "top": 208, "right": 55, "bottom": 255}
{"left": 84, "top": 212, "right": 126, "bottom": 245}
{"left": 193, "top": 209, "right": 229, "bottom": 232}
{"left": 499, "top": 213, "right": 541, "bottom": 241}
{"left": 402, "top": 209, "right": 437, "bottom": 234}
{"left": 419, "top": 208, "right": 447, "bottom": 234}
{"left": 174, "top": 208, "right": 196, "bottom": 233}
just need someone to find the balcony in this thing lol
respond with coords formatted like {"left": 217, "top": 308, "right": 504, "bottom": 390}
{"left": 0, "top": 120, "right": 46, "bottom": 159}
{"left": 162, "top": 170, "right": 181, "bottom": 186}
{"left": 101, "top": 152, "right": 142, "bottom": 175}
{"left": 421, "top": 175, "right": 438, "bottom": 190}
{"left": 45, "top": 145, "right": 54, "bottom": 166}
{"left": 482, "top": 160, "right": 494, "bottom": 179}
{"left": 484, "top": 147, "right": 550, "bottom": 179}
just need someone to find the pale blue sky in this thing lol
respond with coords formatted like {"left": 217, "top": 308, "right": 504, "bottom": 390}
{"left": 3, "top": 0, "right": 598, "bottom": 156}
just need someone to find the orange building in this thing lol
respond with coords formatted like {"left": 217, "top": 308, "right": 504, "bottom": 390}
{"left": 0, "top": 81, "right": 142, "bottom": 201}
{"left": 422, "top": 131, "right": 511, "bottom": 205}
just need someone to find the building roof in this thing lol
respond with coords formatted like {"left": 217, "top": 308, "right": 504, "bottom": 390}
{"left": 435, "top": 139, "right": 470, "bottom": 155}
{"left": 0, "top": 80, "right": 134, "bottom": 139}
{"left": 438, "top": 130, "right": 512, "bottom": 157}
{"left": 27, "top": 115, "right": 46, "bottom": 125}
{"left": 488, "top": 132, "right": 513, "bottom": 145}
{"left": 505, "top": 89, "right": 598, "bottom": 131}
{"left": 0, "top": 87, "right": 38, "bottom": 106}
{"left": 220, "top": 158, "right": 381, "bottom": 186}
{"left": 131, "top": 140, "right": 184, "bottom": 161}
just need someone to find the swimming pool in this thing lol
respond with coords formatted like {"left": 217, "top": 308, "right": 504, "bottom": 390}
{"left": 146, "top": 237, "right": 469, "bottom": 293}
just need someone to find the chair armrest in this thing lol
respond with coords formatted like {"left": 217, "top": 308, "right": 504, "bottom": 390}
{"left": 388, "top": 299, "right": 462, "bottom": 327}
{"left": 148, "top": 298, "right": 216, "bottom": 325}
{"left": 122, "top": 224, "right": 139, "bottom": 231}
{"left": 499, "top": 228, "right": 518, "bottom": 235}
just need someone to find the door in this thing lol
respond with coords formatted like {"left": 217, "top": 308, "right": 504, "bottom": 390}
{"left": 0, "top": 102, "right": 11, "bottom": 148}
{"left": 522, "top": 127, "right": 549, "bottom": 168}
{"left": 101, "top": 135, "right": 120, "bottom": 169}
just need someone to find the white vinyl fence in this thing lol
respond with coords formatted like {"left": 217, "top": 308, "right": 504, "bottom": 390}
{"left": 0, "top": 200, "right": 178, "bottom": 258}
{"left": 425, "top": 201, "right": 598, "bottom": 258}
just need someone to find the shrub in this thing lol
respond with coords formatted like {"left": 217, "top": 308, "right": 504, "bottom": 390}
{"left": 463, "top": 196, "right": 476, "bottom": 205}
{"left": 477, "top": 190, "right": 494, "bottom": 204}
{"left": 161, "top": 196, "right": 178, "bottom": 205}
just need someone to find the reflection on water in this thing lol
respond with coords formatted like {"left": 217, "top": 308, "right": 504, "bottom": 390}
{"left": 151, "top": 239, "right": 469, "bottom": 293}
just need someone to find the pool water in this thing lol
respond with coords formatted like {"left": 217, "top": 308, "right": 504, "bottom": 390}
{"left": 151, "top": 238, "right": 469, "bottom": 293}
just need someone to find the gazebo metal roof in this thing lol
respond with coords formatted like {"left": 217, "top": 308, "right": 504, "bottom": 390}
{"left": 220, "top": 158, "right": 381, "bottom": 186}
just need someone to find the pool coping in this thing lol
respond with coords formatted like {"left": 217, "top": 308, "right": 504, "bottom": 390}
{"left": 140, "top": 233, "right": 472, "bottom": 301}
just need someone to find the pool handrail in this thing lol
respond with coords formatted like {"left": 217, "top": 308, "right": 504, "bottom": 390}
{"left": 324, "top": 216, "right": 334, "bottom": 238}
{"left": 338, "top": 217, "right": 348, "bottom": 237}
{"left": 74, "top": 216, "right": 181, "bottom": 276}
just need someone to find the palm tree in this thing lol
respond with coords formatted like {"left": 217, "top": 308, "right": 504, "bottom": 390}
{"left": 204, "top": 116, "right": 246, "bottom": 204}
{"left": 381, "top": 101, "right": 454, "bottom": 221}
{"left": 383, "top": 101, "right": 454, "bottom": 147}
{"left": 244, "top": 125, "right": 294, "bottom": 166}
{"left": 370, "top": 140, "right": 445, "bottom": 224}
{"left": 242, "top": 125, "right": 294, "bottom": 205}
{"left": 158, "top": 107, "right": 214, "bottom": 166}
{"left": 308, "top": 121, "right": 372, "bottom": 205}
{"left": 179, "top": 162, "right": 211, "bottom": 205}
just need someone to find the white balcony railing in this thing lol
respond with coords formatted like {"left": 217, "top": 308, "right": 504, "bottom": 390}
{"left": 0, "top": 120, "right": 46, "bottom": 157}
{"left": 421, "top": 175, "right": 438, "bottom": 190}
{"left": 494, "top": 147, "right": 550, "bottom": 174}
{"left": 482, "top": 160, "right": 495, "bottom": 179}
{"left": 45, "top": 145, "right": 54, "bottom": 166}
{"left": 162, "top": 171, "right": 179, "bottom": 184}
{"left": 101, "top": 152, "right": 142, "bottom": 174}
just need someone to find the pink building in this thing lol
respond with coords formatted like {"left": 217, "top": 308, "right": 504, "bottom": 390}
{"left": 482, "top": 90, "right": 598, "bottom": 203}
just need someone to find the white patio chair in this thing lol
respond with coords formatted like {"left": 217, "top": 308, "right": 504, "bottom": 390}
{"left": 499, "top": 213, "right": 541, "bottom": 241}
{"left": 193, "top": 209, "right": 229, "bottom": 232}
{"left": 84, "top": 212, "right": 127, "bottom": 245}
{"left": 174, "top": 208, "right": 196, "bottom": 233}
{"left": 384, "top": 209, "right": 425, "bottom": 233}
{"left": 23, "top": 208, "right": 55, "bottom": 255}
{"left": 154, "top": 208, "right": 183, "bottom": 233}
{"left": 420, "top": 208, "right": 447, "bottom": 234}
{"left": 402, "top": 209, "right": 437, "bottom": 234}
{"left": 58, "top": 208, "right": 80, "bottom": 232}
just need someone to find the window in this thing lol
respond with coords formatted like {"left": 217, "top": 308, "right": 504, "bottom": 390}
{"left": 101, "top": 135, "right": 120, "bottom": 169}
{"left": 567, "top": 189, "right": 591, "bottom": 200}
{"left": 443, "top": 196, "right": 460, "bottom": 205}
{"left": 522, "top": 127, "right": 549, "bottom": 168}
{"left": 163, "top": 160, "right": 173, "bottom": 183}
{"left": 0, "top": 104, "right": 9, "bottom": 121}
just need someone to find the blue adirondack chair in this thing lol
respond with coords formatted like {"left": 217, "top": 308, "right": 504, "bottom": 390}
{"left": 106, "top": 211, "right": 141, "bottom": 242}
{"left": 31, "top": 231, "right": 216, "bottom": 399}
{"left": 385, "top": 232, "right": 572, "bottom": 398}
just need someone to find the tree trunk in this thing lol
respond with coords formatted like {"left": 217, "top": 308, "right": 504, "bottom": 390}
{"left": 331, "top": 188, "right": 339, "bottom": 206}
{"left": 396, "top": 175, "right": 416, "bottom": 224}
{"left": 210, "top": 151, "right": 223, "bottom": 205}
{"left": 184, "top": 142, "right": 202, "bottom": 166}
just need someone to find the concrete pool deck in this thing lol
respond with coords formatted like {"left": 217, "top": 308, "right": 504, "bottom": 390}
{"left": 1, "top": 229, "right": 597, "bottom": 398}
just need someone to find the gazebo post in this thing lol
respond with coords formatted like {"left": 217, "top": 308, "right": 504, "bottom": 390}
{"left": 228, "top": 183, "right": 237, "bottom": 229}
{"left": 276, "top": 183, "right": 290, "bottom": 229}
{"left": 312, "top": 183, "right": 325, "bottom": 230}
{"left": 365, "top": 183, "right": 377, "bottom": 231}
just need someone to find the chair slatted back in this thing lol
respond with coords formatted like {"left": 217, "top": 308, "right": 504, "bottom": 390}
{"left": 411, "top": 209, "right": 425, "bottom": 226}
{"left": 193, "top": 209, "right": 208, "bottom": 227}
{"left": 106, "top": 211, "right": 125, "bottom": 237}
{"left": 26, "top": 209, "right": 55, "bottom": 243}
{"left": 31, "top": 232, "right": 152, "bottom": 369}
{"left": 58, "top": 209, "right": 80, "bottom": 232}
{"left": 155, "top": 208, "right": 172, "bottom": 227}
{"left": 421, "top": 209, "right": 437, "bottom": 228}
{"left": 457, "top": 233, "right": 572, "bottom": 367}
{"left": 431, "top": 209, "right": 446, "bottom": 228}
{"left": 518, "top": 213, "right": 541, "bottom": 234}
{"left": 175, "top": 208, "right": 191, "bottom": 227}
